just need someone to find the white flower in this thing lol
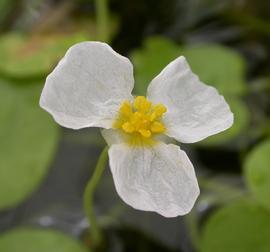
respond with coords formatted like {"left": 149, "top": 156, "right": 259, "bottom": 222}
{"left": 40, "top": 42, "right": 233, "bottom": 217}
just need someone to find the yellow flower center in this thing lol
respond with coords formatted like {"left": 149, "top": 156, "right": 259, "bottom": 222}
{"left": 114, "top": 96, "right": 167, "bottom": 146}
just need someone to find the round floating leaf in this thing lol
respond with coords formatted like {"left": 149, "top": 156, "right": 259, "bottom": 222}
{"left": 200, "top": 199, "right": 270, "bottom": 252}
{"left": 131, "top": 36, "right": 182, "bottom": 95}
{"left": 0, "top": 32, "right": 88, "bottom": 79}
{"left": 199, "top": 98, "right": 250, "bottom": 146}
{"left": 0, "top": 81, "right": 59, "bottom": 209}
{"left": 182, "top": 44, "right": 247, "bottom": 96}
{"left": 244, "top": 140, "right": 270, "bottom": 210}
{"left": 0, "top": 228, "right": 88, "bottom": 252}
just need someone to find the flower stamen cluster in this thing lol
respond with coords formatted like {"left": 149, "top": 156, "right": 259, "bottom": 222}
{"left": 114, "top": 96, "right": 167, "bottom": 140}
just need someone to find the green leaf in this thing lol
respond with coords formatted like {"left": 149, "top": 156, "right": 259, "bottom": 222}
{"left": 131, "top": 36, "right": 182, "bottom": 95}
{"left": 199, "top": 98, "right": 250, "bottom": 146}
{"left": 182, "top": 44, "right": 247, "bottom": 96}
{"left": 244, "top": 139, "right": 270, "bottom": 210}
{"left": 131, "top": 39, "right": 247, "bottom": 97}
{"left": 0, "top": 32, "right": 89, "bottom": 79}
{"left": 0, "top": 228, "right": 89, "bottom": 252}
{"left": 200, "top": 199, "right": 270, "bottom": 252}
{"left": 0, "top": 80, "right": 59, "bottom": 209}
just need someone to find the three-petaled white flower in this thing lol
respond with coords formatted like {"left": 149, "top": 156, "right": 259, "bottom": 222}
{"left": 40, "top": 42, "right": 233, "bottom": 217}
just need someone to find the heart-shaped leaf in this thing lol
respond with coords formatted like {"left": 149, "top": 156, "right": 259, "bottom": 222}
{"left": 200, "top": 198, "right": 270, "bottom": 252}
{"left": 244, "top": 139, "right": 270, "bottom": 210}
{"left": 0, "top": 33, "right": 88, "bottom": 79}
{"left": 0, "top": 228, "right": 89, "bottom": 252}
{"left": 0, "top": 80, "right": 59, "bottom": 209}
{"left": 182, "top": 44, "right": 247, "bottom": 96}
{"left": 131, "top": 36, "right": 182, "bottom": 95}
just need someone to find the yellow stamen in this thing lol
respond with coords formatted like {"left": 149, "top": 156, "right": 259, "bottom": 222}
{"left": 151, "top": 121, "right": 165, "bottom": 133}
{"left": 138, "top": 129, "right": 151, "bottom": 138}
{"left": 114, "top": 96, "right": 167, "bottom": 146}
{"left": 153, "top": 104, "right": 167, "bottom": 116}
{"left": 122, "top": 122, "right": 134, "bottom": 133}
{"left": 134, "top": 96, "right": 152, "bottom": 112}
{"left": 120, "top": 101, "right": 132, "bottom": 117}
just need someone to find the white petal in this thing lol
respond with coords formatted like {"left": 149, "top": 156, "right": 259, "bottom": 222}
{"left": 109, "top": 142, "right": 200, "bottom": 217}
{"left": 101, "top": 128, "right": 173, "bottom": 146}
{"left": 40, "top": 42, "right": 134, "bottom": 129}
{"left": 147, "top": 56, "right": 233, "bottom": 143}
{"left": 101, "top": 129, "right": 124, "bottom": 146}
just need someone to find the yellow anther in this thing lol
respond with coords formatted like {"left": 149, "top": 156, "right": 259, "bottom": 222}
{"left": 150, "top": 112, "right": 157, "bottom": 121}
{"left": 122, "top": 122, "right": 134, "bottom": 133}
{"left": 115, "top": 96, "right": 167, "bottom": 145}
{"left": 151, "top": 121, "right": 165, "bottom": 133}
{"left": 133, "top": 111, "right": 142, "bottom": 119}
{"left": 120, "top": 101, "right": 132, "bottom": 117}
{"left": 153, "top": 104, "right": 167, "bottom": 116}
{"left": 134, "top": 96, "right": 152, "bottom": 112}
{"left": 139, "top": 129, "right": 151, "bottom": 138}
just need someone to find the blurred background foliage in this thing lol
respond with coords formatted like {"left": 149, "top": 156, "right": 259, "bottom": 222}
{"left": 0, "top": 0, "right": 270, "bottom": 252}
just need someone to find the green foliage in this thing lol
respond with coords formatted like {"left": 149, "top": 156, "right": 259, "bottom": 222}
{"left": 131, "top": 36, "right": 182, "bottom": 95}
{"left": 0, "top": 32, "right": 89, "bottom": 79}
{"left": 200, "top": 199, "right": 270, "bottom": 252}
{"left": 200, "top": 98, "right": 250, "bottom": 146}
{"left": 131, "top": 37, "right": 247, "bottom": 97}
{"left": 0, "top": 228, "right": 89, "bottom": 252}
{"left": 0, "top": 80, "right": 59, "bottom": 209}
{"left": 181, "top": 44, "right": 247, "bottom": 97}
{"left": 244, "top": 139, "right": 270, "bottom": 210}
